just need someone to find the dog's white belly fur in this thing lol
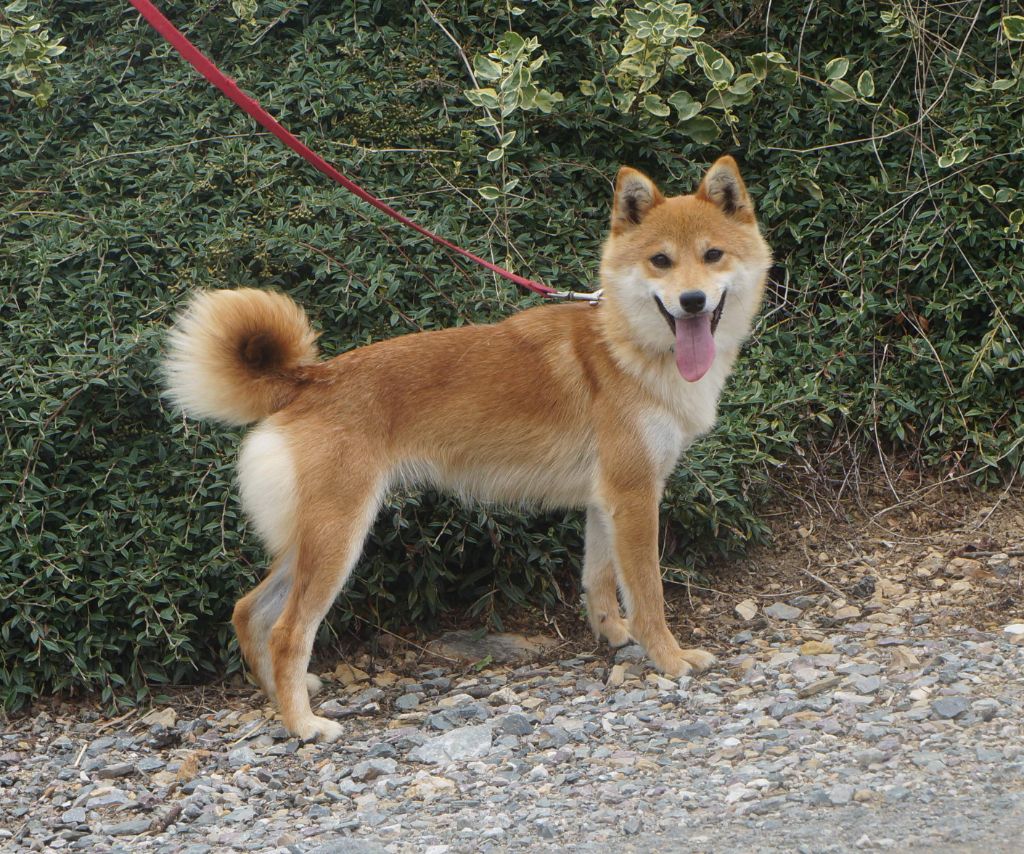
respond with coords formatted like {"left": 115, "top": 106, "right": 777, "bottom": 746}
{"left": 430, "top": 461, "right": 596, "bottom": 508}
{"left": 238, "top": 403, "right": 710, "bottom": 550}
{"left": 397, "top": 448, "right": 597, "bottom": 510}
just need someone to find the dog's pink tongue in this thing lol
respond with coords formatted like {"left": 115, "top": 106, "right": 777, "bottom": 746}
{"left": 675, "top": 314, "right": 715, "bottom": 382}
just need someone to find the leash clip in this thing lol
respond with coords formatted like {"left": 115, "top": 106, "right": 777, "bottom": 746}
{"left": 552, "top": 289, "right": 603, "bottom": 304}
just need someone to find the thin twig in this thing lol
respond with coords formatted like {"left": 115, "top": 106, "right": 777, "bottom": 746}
{"left": 798, "top": 566, "right": 846, "bottom": 600}
{"left": 94, "top": 708, "right": 139, "bottom": 733}
{"left": 350, "top": 614, "right": 462, "bottom": 664}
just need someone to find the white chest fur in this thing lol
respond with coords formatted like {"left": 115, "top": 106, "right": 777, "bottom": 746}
{"left": 637, "top": 407, "right": 688, "bottom": 482}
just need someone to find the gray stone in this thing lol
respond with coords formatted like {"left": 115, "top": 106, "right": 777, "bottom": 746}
{"left": 666, "top": 721, "right": 713, "bottom": 740}
{"left": 931, "top": 696, "right": 970, "bottom": 720}
{"left": 225, "top": 805, "right": 255, "bottom": 823}
{"left": 365, "top": 743, "right": 397, "bottom": 759}
{"left": 93, "top": 761, "right": 135, "bottom": 779}
{"left": 61, "top": 807, "right": 87, "bottom": 825}
{"left": 972, "top": 698, "right": 1000, "bottom": 721}
{"left": 227, "top": 746, "right": 257, "bottom": 768}
{"left": 537, "top": 821, "right": 559, "bottom": 839}
{"left": 829, "top": 784, "right": 855, "bottom": 805}
{"left": 806, "top": 789, "right": 832, "bottom": 807}
{"left": 394, "top": 693, "right": 420, "bottom": 711}
{"left": 623, "top": 815, "right": 642, "bottom": 835}
{"left": 308, "top": 840, "right": 388, "bottom": 854}
{"left": 102, "top": 818, "right": 152, "bottom": 837}
{"left": 351, "top": 758, "right": 397, "bottom": 782}
{"left": 86, "top": 736, "right": 116, "bottom": 755}
{"left": 853, "top": 675, "right": 882, "bottom": 694}
{"left": 855, "top": 748, "right": 887, "bottom": 768}
{"left": 765, "top": 603, "right": 803, "bottom": 621}
{"left": 85, "top": 787, "right": 131, "bottom": 808}
{"left": 499, "top": 713, "right": 534, "bottom": 736}
{"left": 425, "top": 631, "right": 559, "bottom": 664}
{"left": 614, "top": 644, "right": 647, "bottom": 663}
{"left": 408, "top": 724, "right": 493, "bottom": 764}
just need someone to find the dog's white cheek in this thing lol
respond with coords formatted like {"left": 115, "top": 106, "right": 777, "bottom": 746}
{"left": 615, "top": 267, "right": 674, "bottom": 344}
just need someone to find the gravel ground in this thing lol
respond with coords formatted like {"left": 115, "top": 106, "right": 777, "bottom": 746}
{"left": 3, "top": 500, "right": 1023, "bottom": 853}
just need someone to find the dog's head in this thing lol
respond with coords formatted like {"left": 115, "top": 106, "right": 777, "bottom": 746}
{"left": 599, "top": 157, "right": 772, "bottom": 382}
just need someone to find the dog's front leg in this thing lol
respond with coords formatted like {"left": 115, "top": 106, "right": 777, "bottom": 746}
{"left": 599, "top": 478, "right": 715, "bottom": 679}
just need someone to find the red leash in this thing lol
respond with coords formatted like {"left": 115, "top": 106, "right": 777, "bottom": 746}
{"left": 127, "top": 0, "right": 597, "bottom": 300}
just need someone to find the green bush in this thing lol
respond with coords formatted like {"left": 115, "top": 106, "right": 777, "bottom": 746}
{"left": 2, "top": 0, "right": 1021, "bottom": 710}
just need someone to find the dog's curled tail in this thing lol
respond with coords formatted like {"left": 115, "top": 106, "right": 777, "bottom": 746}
{"left": 163, "top": 288, "right": 319, "bottom": 425}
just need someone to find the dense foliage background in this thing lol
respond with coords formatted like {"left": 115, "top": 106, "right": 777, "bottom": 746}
{"left": 2, "top": 0, "right": 1022, "bottom": 710}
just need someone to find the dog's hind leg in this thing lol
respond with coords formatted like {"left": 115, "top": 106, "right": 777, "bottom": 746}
{"left": 583, "top": 506, "right": 632, "bottom": 648}
{"left": 232, "top": 551, "right": 325, "bottom": 701}
{"left": 268, "top": 469, "right": 384, "bottom": 742}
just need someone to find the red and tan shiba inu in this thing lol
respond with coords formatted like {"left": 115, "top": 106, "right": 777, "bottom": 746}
{"left": 163, "top": 156, "right": 772, "bottom": 741}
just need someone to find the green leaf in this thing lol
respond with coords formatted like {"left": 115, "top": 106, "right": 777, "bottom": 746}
{"left": 824, "top": 57, "right": 850, "bottom": 80}
{"left": 531, "top": 89, "right": 563, "bottom": 113}
{"left": 667, "top": 90, "right": 701, "bottom": 120}
{"left": 728, "top": 73, "right": 759, "bottom": 96}
{"left": 478, "top": 186, "right": 500, "bottom": 200}
{"left": 612, "top": 91, "right": 636, "bottom": 112}
{"left": 621, "top": 35, "right": 646, "bottom": 57}
{"left": 466, "top": 87, "right": 499, "bottom": 109}
{"left": 827, "top": 79, "right": 857, "bottom": 102}
{"left": 797, "top": 178, "right": 824, "bottom": 201}
{"left": 473, "top": 55, "right": 503, "bottom": 81}
{"left": 1002, "top": 15, "right": 1024, "bottom": 41}
{"left": 856, "top": 70, "right": 875, "bottom": 98}
{"left": 694, "top": 42, "right": 735, "bottom": 85}
{"left": 747, "top": 52, "right": 769, "bottom": 81}
{"left": 498, "top": 31, "right": 526, "bottom": 59}
{"left": 643, "top": 93, "right": 670, "bottom": 116}
{"left": 677, "top": 115, "right": 719, "bottom": 143}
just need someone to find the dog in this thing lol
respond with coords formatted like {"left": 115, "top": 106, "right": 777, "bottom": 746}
{"left": 162, "top": 156, "right": 772, "bottom": 741}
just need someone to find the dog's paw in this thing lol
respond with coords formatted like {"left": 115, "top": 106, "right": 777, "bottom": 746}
{"left": 656, "top": 647, "right": 716, "bottom": 679}
{"left": 305, "top": 673, "right": 324, "bottom": 697}
{"left": 290, "top": 714, "right": 344, "bottom": 743}
{"left": 601, "top": 617, "right": 633, "bottom": 649}
{"left": 679, "top": 647, "right": 716, "bottom": 674}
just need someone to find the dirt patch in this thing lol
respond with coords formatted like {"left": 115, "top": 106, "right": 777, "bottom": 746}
{"left": 668, "top": 485, "right": 1024, "bottom": 651}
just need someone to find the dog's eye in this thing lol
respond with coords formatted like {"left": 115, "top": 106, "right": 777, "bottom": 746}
{"left": 704, "top": 248, "right": 724, "bottom": 263}
{"left": 650, "top": 253, "right": 672, "bottom": 269}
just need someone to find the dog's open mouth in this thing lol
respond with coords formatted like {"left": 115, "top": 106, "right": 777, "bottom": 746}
{"left": 654, "top": 292, "right": 726, "bottom": 383}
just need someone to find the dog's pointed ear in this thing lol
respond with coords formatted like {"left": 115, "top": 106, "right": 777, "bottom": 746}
{"left": 611, "top": 167, "right": 664, "bottom": 234}
{"left": 696, "top": 156, "right": 754, "bottom": 221}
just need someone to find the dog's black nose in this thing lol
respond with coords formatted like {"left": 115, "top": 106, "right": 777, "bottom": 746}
{"left": 679, "top": 290, "right": 706, "bottom": 314}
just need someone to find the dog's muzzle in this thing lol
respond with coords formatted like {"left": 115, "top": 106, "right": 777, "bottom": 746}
{"left": 654, "top": 292, "right": 727, "bottom": 335}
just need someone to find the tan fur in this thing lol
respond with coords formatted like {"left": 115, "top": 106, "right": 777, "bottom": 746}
{"left": 164, "top": 288, "right": 319, "bottom": 425}
{"left": 163, "top": 157, "right": 772, "bottom": 741}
